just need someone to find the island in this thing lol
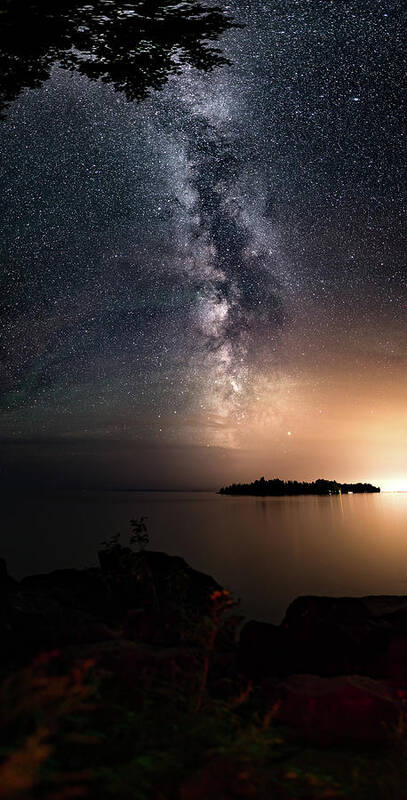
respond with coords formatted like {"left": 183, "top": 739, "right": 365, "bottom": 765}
{"left": 218, "top": 476, "right": 380, "bottom": 496}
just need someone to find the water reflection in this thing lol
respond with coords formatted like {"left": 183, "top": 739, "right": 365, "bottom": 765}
{"left": 2, "top": 491, "right": 407, "bottom": 622}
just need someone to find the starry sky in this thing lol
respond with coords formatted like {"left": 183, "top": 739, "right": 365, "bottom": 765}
{"left": 1, "top": 0, "right": 406, "bottom": 491}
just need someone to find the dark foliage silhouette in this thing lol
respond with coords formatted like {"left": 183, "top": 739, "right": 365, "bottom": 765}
{"left": 219, "top": 476, "right": 380, "bottom": 496}
{"left": 0, "top": 0, "right": 238, "bottom": 115}
{"left": 130, "top": 515, "right": 149, "bottom": 551}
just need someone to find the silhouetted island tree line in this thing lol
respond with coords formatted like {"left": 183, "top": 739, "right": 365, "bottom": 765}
{"left": 219, "top": 477, "right": 380, "bottom": 496}
{"left": 0, "top": 0, "right": 239, "bottom": 115}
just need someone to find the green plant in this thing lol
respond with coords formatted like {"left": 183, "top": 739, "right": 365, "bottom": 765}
{"left": 129, "top": 517, "right": 149, "bottom": 552}
{"left": 100, "top": 517, "right": 149, "bottom": 554}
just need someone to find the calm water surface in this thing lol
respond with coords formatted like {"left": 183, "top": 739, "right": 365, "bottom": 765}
{"left": 2, "top": 491, "right": 407, "bottom": 622}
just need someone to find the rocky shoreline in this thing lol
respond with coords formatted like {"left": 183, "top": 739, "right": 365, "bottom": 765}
{"left": 3, "top": 546, "right": 407, "bottom": 798}
{"left": 3, "top": 547, "right": 407, "bottom": 742}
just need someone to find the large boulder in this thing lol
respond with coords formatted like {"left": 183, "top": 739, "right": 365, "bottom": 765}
{"left": 266, "top": 674, "right": 403, "bottom": 744}
{"left": 282, "top": 596, "right": 407, "bottom": 678}
{"left": 4, "top": 586, "right": 119, "bottom": 662}
{"left": 149, "top": 551, "right": 221, "bottom": 608}
{"left": 3, "top": 567, "right": 119, "bottom": 660}
{"left": 239, "top": 596, "right": 407, "bottom": 681}
{"left": 2, "top": 550, "right": 224, "bottom": 664}
{"left": 98, "top": 547, "right": 221, "bottom": 617}
{"left": 282, "top": 595, "right": 407, "bottom": 635}
{"left": 238, "top": 621, "right": 289, "bottom": 680}
{"left": 20, "top": 567, "right": 116, "bottom": 619}
{"left": 0, "top": 558, "right": 17, "bottom": 591}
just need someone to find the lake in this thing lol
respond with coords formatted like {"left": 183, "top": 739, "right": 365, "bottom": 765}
{"left": 2, "top": 491, "right": 407, "bottom": 622}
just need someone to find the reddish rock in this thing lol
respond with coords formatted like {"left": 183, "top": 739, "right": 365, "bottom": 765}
{"left": 178, "top": 756, "right": 348, "bottom": 800}
{"left": 179, "top": 758, "right": 266, "bottom": 800}
{"left": 268, "top": 674, "right": 403, "bottom": 744}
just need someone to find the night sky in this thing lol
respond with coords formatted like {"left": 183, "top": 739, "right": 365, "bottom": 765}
{"left": 1, "top": 0, "right": 406, "bottom": 491}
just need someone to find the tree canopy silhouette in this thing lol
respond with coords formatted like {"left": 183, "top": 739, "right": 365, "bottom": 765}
{"left": 219, "top": 477, "right": 381, "bottom": 496}
{"left": 0, "top": 0, "right": 238, "bottom": 115}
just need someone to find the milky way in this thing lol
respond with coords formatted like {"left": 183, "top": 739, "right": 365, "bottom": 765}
{"left": 1, "top": 0, "right": 406, "bottom": 488}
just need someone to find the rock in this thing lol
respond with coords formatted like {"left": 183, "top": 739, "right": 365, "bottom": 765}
{"left": 0, "top": 558, "right": 18, "bottom": 638}
{"left": 282, "top": 595, "right": 407, "bottom": 678}
{"left": 0, "top": 558, "right": 17, "bottom": 591}
{"left": 266, "top": 674, "right": 403, "bottom": 744}
{"left": 281, "top": 596, "right": 381, "bottom": 675}
{"left": 178, "top": 757, "right": 266, "bottom": 800}
{"left": 136, "top": 551, "right": 222, "bottom": 612}
{"left": 65, "top": 639, "right": 198, "bottom": 687}
{"left": 4, "top": 567, "right": 120, "bottom": 662}
{"left": 178, "top": 755, "right": 349, "bottom": 799}
{"left": 98, "top": 547, "right": 221, "bottom": 616}
{"left": 283, "top": 594, "right": 407, "bottom": 635}
{"left": 362, "top": 596, "right": 407, "bottom": 622}
{"left": 20, "top": 567, "right": 117, "bottom": 620}
{"left": 282, "top": 596, "right": 370, "bottom": 629}
{"left": 2, "top": 550, "right": 224, "bottom": 665}
{"left": 5, "top": 585, "right": 120, "bottom": 661}
{"left": 123, "top": 608, "right": 181, "bottom": 645}
{"left": 238, "top": 621, "right": 289, "bottom": 680}
{"left": 386, "top": 636, "right": 407, "bottom": 683}
{"left": 239, "top": 596, "right": 407, "bottom": 681}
